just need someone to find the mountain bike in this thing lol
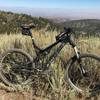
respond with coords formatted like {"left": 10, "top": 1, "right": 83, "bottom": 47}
{"left": 0, "top": 24, "right": 100, "bottom": 94}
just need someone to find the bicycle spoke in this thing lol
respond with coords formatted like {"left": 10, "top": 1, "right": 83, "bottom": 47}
{"left": 0, "top": 50, "right": 33, "bottom": 85}
{"left": 66, "top": 54, "right": 100, "bottom": 95}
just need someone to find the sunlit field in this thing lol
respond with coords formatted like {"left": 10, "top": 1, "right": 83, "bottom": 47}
{"left": 0, "top": 29, "right": 100, "bottom": 100}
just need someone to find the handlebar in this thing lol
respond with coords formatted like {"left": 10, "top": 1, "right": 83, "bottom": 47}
{"left": 56, "top": 27, "right": 72, "bottom": 41}
{"left": 56, "top": 27, "right": 76, "bottom": 47}
{"left": 64, "top": 27, "right": 72, "bottom": 33}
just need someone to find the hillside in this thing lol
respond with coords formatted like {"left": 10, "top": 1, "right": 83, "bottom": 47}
{"left": 0, "top": 31, "right": 100, "bottom": 100}
{"left": 0, "top": 11, "right": 59, "bottom": 34}
{"left": 0, "top": 11, "right": 100, "bottom": 36}
{"left": 61, "top": 19, "right": 100, "bottom": 36}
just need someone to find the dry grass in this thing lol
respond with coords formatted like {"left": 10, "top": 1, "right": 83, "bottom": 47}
{"left": 0, "top": 29, "right": 100, "bottom": 100}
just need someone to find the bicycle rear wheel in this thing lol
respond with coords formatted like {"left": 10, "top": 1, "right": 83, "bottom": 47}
{"left": 64, "top": 54, "right": 100, "bottom": 94}
{"left": 0, "top": 49, "right": 33, "bottom": 86}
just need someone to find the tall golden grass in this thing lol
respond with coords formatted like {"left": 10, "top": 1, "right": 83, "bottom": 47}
{"left": 0, "top": 29, "right": 99, "bottom": 59}
{"left": 0, "top": 29, "right": 100, "bottom": 99}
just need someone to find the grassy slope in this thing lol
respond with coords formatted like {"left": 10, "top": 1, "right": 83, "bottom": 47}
{"left": 0, "top": 30, "right": 100, "bottom": 100}
{"left": 0, "top": 11, "right": 60, "bottom": 34}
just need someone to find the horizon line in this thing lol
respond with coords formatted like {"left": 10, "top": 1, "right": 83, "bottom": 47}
{"left": 0, "top": 7, "right": 100, "bottom": 20}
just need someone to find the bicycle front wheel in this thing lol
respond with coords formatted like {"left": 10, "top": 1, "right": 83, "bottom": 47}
{"left": 65, "top": 54, "right": 100, "bottom": 94}
{"left": 0, "top": 49, "right": 33, "bottom": 86}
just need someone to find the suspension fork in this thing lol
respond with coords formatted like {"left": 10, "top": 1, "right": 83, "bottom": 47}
{"left": 73, "top": 46, "right": 86, "bottom": 76}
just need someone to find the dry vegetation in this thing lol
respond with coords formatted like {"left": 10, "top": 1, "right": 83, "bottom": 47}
{"left": 0, "top": 29, "right": 100, "bottom": 100}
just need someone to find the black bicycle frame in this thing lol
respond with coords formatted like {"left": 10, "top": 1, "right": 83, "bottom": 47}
{"left": 23, "top": 28, "right": 81, "bottom": 71}
{"left": 32, "top": 37, "right": 66, "bottom": 69}
{"left": 21, "top": 26, "right": 87, "bottom": 76}
{"left": 44, "top": 42, "right": 66, "bottom": 67}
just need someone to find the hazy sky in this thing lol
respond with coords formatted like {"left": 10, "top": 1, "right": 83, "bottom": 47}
{"left": 0, "top": 0, "right": 100, "bottom": 19}
{"left": 0, "top": 0, "right": 100, "bottom": 9}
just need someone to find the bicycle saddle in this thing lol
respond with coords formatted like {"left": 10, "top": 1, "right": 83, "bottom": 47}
{"left": 21, "top": 23, "right": 36, "bottom": 29}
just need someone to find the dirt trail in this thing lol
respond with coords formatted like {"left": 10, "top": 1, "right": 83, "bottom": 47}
{"left": 0, "top": 89, "right": 33, "bottom": 100}
{"left": 0, "top": 88, "right": 50, "bottom": 100}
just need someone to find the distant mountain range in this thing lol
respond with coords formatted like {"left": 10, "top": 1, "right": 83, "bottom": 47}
{"left": 1, "top": 7, "right": 100, "bottom": 20}
{"left": 61, "top": 19, "right": 100, "bottom": 36}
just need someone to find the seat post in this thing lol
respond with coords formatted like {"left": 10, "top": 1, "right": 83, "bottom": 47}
{"left": 31, "top": 35, "right": 41, "bottom": 55}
